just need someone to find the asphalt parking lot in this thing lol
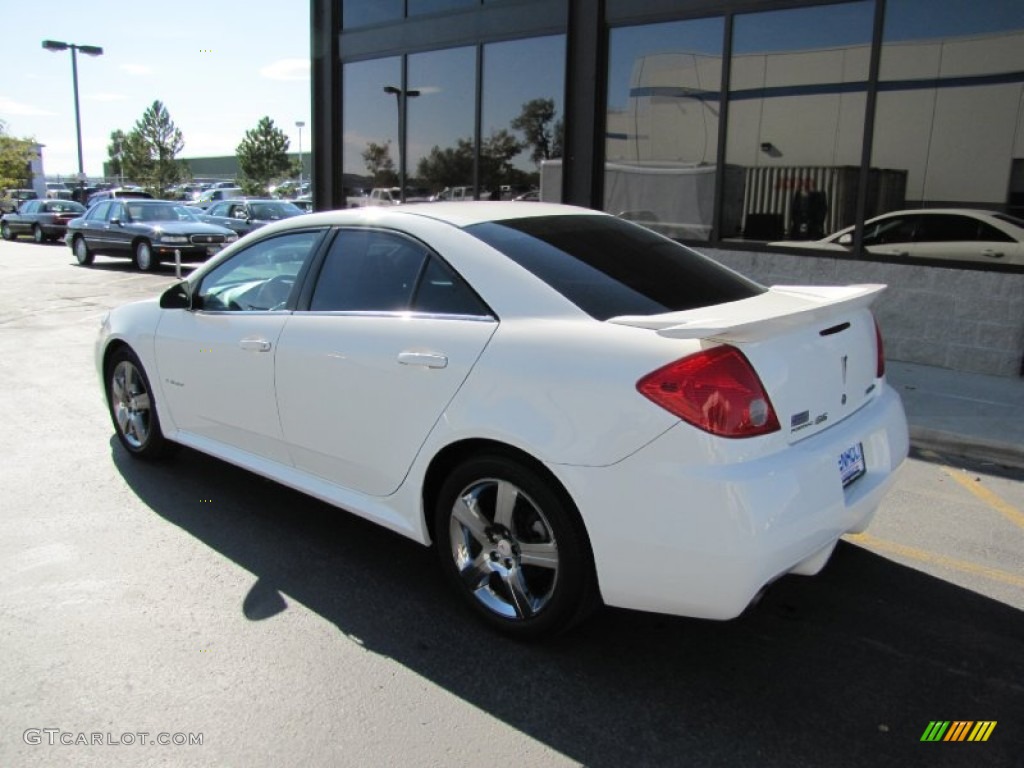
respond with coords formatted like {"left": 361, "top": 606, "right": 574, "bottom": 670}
{"left": 1, "top": 238, "right": 1022, "bottom": 767}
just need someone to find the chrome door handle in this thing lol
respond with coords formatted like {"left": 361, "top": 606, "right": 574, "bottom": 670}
{"left": 397, "top": 351, "right": 448, "bottom": 369}
{"left": 239, "top": 338, "right": 272, "bottom": 352}
{"left": 981, "top": 250, "right": 1004, "bottom": 259}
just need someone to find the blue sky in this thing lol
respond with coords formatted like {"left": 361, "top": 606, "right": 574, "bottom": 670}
{"left": 0, "top": 2, "right": 311, "bottom": 178}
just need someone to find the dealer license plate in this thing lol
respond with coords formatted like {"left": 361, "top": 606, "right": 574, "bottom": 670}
{"left": 838, "top": 442, "right": 865, "bottom": 488}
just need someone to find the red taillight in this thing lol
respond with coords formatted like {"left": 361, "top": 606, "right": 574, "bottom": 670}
{"left": 874, "top": 316, "right": 885, "bottom": 378}
{"left": 637, "top": 346, "right": 780, "bottom": 438}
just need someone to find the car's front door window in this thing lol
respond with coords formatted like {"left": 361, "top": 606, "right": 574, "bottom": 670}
{"left": 197, "top": 230, "right": 323, "bottom": 311}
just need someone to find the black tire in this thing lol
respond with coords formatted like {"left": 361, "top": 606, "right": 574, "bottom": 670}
{"left": 73, "top": 236, "right": 94, "bottom": 266}
{"left": 1, "top": 221, "right": 15, "bottom": 241}
{"left": 105, "top": 346, "right": 173, "bottom": 459}
{"left": 32, "top": 225, "right": 44, "bottom": 244}
{"left": 434, "top": 454, "right": 598, "bottom": 639}
{"left": 133, "top": 239, "right": 158, "bottom": 272}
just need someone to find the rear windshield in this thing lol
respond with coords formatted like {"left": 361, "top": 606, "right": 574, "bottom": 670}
{"left": 466, "top": 215, "right": 764, "bottom": 320}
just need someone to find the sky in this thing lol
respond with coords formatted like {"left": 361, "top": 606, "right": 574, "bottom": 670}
{"left": 0, "top": 1, "right": 311, "bottom": 179}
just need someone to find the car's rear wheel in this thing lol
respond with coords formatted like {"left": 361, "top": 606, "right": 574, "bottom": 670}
{"left": 106, "top": 347, "right": 172, "bottom": 459}
{"left": 32, "top": 225, "right": 44, "bottom": 244}
{"left": 1, "top": 221, "right": 14, "bottom": 241}
{"left": 434, "top": 454, "right": 598, "bottom": 638}
{"left": 134, "top": 239, "right": 157, "bottom": 271}
{"left": 73, "top": 236, "right": 94, "bottom": 265}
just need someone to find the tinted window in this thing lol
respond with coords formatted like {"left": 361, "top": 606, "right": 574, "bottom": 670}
{"left": 411, "top": 255, "right": 490, "bottom": 317}
{"left": 914, "top": 215, "right": 982, "bottom": 242}
{"left": 310, "top": 230, "right": 427, "bottom": 312}
{"left": 862, "top": 216, "right": 916, "bottom": 245}
{"left": 86, "top": 202, "right": 111, "bottom": 221}
{"left": 467, "top": 215, "right": 764, "bottom": 320}
{"left": 198, "top": 231, "right": 323, "bottom": 312}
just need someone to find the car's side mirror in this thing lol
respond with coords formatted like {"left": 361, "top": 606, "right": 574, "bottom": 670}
{"left": 110, "top": 217, "right": 122, "bottom": 226}
{"left": 837, "top": 233, "right": 853, "bottom": 246}
{"left": 160, "top": 282, "right": 192, "bottom": 310}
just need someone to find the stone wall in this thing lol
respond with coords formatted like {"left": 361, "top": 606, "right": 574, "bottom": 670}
{"left": 701, "top": 247, "right": 1024, "bottom": 378}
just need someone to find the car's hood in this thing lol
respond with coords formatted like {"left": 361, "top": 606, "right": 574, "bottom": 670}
{"left": 146, "top": 221, "right": 236, "bottom": 236}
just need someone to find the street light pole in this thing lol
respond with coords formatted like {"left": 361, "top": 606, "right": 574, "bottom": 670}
{"left": 42, "top": 40, "right": 103, "bottom": 201}
{"left": 295, "top": 120, "right": 305, "bottom": 195}
{"left": 383, "top": 85, "right": 420, "bottom": 202}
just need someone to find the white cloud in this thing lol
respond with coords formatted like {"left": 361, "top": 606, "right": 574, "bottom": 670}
{"left": 121, "top": 64, "right": 152, "bottom": 75}
{"left": 0, "top": 97, "right": 56, "bottom": 116}
{"left": 260, "top": 59, "right": 309, "bottom": 82}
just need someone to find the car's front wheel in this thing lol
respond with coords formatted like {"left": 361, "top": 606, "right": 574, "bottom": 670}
{"left": 73, "top": 236, "right": 94, "bottom": 265}
{"left": 133, "top": 239, "right": 157, "bottom": 271}
{"left": 434, "top": 454, "right": 598, "bottom": 638}
{"left": 106, "top": 346, "right": 172, "bottom": 459}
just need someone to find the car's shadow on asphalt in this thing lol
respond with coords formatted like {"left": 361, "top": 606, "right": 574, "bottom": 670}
{"left": 112, "top": 441, "right": 1023, "bottom": 767}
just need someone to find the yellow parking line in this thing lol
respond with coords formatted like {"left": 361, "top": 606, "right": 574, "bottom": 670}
{"left": 847, "top": 533, "right": 1024, "bottom": 589}
{"left": 941, "top": 467, "right": 1024, "bottom": 533}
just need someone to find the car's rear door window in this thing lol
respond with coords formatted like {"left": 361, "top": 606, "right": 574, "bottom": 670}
{"left": 465, "top": 215, "right": 763, "bottom": 320}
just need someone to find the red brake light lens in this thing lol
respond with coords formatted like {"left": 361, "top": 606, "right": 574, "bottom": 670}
{"left": 637, "top": 346, "right": 780, "bottom": 438}
{"left": 874, "top": 316, "right": 886, "bottom": 378}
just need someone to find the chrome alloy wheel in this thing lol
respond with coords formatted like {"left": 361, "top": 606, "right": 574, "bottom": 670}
{"left": 111, "top": 359, "right": 153, "bottom": 449}
{"left": 448, "top": 478, "right": 560, "bottom": 620}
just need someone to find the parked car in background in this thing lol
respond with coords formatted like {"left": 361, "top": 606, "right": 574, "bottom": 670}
{"left": 1, "top": 188, "right": 39, "bottom": 214}
{"left": 45, "top": 182, "right": 73, "bottom": 200}
{"left": 1, "top": 199, "right": 87, "bottom": 242}
{"left": 194, "top": 187, "right": 244, "bottom": 209}
{"left": 291, "top": 196, "right": 313, "bottom": 212}
{"left": 200, "top": 198, "right": 305, "bottom": 237}
{"left": 770, "top": 209, "right": 1024, "bottom": 267}
{"left": 86, "top": 187, "right": 154, "bottom": 206}
{"left": 66, "top": 199, "right": 238, "bottom": 271}
{"left": 94, "top": 202, "right": 908, "bottom": 638}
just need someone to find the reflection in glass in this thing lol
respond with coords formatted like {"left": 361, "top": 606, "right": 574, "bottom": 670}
{"left": 482, "top": 36, "right": 566, "bottom": 201}
{"left": 726, "top": 1, "right": 873, "bottom": 241}
{"left": 407, "top": 47, "right": 477, "bottom": 201}
{"left": 604, "top": 18, "right": 724, "bottom": 239}
{"left": 872, "top": 0, "right": 1024, "bottom": 218}
{"left": 408, "top": 0, "right": 479, "bottom": 16}
{"left": 343, "top": 0, "right": 404, "bottom": 30}
{"left": 343, "top": 58, "right": 401, "bottom": 204}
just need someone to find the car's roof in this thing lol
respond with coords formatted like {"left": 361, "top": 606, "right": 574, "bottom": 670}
{"left": 872, "top": 208, "right": 1006, "bottom": 220}
{"left": 291, "top": 201, "right": 606, "bottom": 229}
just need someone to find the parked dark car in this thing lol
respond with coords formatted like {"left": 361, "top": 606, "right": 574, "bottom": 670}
{"left": 65, "top": 199, "right": 238, "bottom": 271}
{"left": 200, "top": 198, "right": 305, "bottom": 236}
{"left": 193, "top": 187, "right": 243, "bottom": 209}
{"left": 1, "top": 199, "right": 87, "bottom": 243}
{"left": 1, "top": 188, "right": 39, "bottom": 214}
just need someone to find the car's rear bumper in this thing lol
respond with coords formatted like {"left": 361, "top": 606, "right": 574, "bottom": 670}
{"left": 554, "top": 384, "right": 908, "bottom": 620}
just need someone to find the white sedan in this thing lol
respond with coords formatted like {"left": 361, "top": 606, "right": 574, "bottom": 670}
{"left": 771, "top": 208, "right": 1024, "bottom": 266}
{"left": 97, "top": 202, "right": 909, "bottom": 638}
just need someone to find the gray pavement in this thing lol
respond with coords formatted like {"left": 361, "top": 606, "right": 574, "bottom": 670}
{"left": 887, "top": 359, "right": 1024, "bottom": 469}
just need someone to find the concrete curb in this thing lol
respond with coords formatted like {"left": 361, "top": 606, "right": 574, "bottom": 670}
{"left": 909, "top": 426, "right": 1024, "bottom": 470}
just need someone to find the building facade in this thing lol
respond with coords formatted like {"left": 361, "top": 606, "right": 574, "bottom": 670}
{"left": 313, "top": 0, "right": 1024, "bottom": 376}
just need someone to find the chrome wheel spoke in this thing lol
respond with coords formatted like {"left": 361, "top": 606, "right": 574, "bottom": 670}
{"left": 133, "top": 392, "right": 151, "bottom": 413}
{"left": 451, "top": 494, "right": 490, "bottom": 546}
{"left": 517, "top": 541, "right": 558, "bottom": 570}
{"left": 503, "top": 566, "right": 535, "bottom": 619}
{"left": 493, "top": 479, "right": 518, "bottom": 528}
{"left": 115, "top": 404, "right": 131, "bottom": 433}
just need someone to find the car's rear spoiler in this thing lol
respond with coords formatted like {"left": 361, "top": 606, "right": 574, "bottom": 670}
{"left": 607, "top": 284, "right": 886, "bottom": 342}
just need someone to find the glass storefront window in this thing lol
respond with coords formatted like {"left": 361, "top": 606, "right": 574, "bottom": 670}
{"left": 872, "top": 0, "right": 1024, "bottom": 225}
{"left": 407, "top": 47, "right": 477, "bottom": 200}
{"left": 604, "top": 18, "right": 724, "bottom": 240}
{"left": 343, "top": 0, "right": 404, "bottom": 29}
{"left": 408, "top": 0, "right": 479, "bottom": 16}
{"left": 342, "top": 57, "right": 402, "bottom": 201}
{"left": 482, "top": 35, "right": 566, "bottom": 201}
{"left": 726, "top": 2, "right": 874, "bottom": 242}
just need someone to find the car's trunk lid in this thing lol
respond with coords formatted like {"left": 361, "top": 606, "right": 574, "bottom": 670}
{"left": 609, "top": 284, "right": 886, "bottom": 443}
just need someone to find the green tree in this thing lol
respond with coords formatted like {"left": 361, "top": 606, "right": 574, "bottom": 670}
{"left": 510, "top": 98, "right": 561, "bottom": 164}
{"left": 236, "top": 116, "right": 292, "bottom": 196}
{"left": 362, "top": 141, "right": 397, "bottom": 186}
{"left": 0, "top": 121, "right": 38, "bottom": 191}
{"left": 106, "top": 129, "right": 127, "bottom": 182}
{"left": 415, "top": 138, "right": 475, "bottom": 191}
{"left": 124, "top": 100, "right": 188, "bottom": 194}
{"left": 479, "top": 129, "right": 524, "bottom": 195}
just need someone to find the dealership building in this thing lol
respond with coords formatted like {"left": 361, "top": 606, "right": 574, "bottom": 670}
{"left": 311, "top": 0, "right": 1023, "bottom": 376}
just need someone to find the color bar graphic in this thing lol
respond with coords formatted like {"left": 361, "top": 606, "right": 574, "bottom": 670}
{"left": 920, "top": 721, "right": 996, "bottom": 742}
